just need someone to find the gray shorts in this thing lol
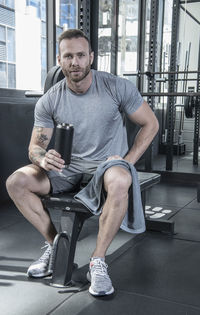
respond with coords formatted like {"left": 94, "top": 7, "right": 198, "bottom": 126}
{"left": 46, "top": 157, "right": 103, "bottom": 194}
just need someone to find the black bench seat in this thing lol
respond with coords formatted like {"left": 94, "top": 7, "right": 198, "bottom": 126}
{"left": 42, "top": 171, "right": 161, "bottom": 212}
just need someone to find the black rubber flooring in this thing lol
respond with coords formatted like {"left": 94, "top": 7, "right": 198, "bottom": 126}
{"left": 55, "top": 237, "right": 200, "bottom": 315}
{"left": 1, "top": 181, "right": 200, "bottom": 315}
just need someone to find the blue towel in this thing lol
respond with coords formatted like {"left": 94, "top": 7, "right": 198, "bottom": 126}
{"left": 74, "top": 159, "right": 146, "bottom": 234}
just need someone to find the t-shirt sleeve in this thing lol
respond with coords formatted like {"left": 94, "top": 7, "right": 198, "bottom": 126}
{"left": 116, "top": 77, "right": 144, "bottom": 115}
{"left": 34, "top": 92, "right": 54, "bottom": 128}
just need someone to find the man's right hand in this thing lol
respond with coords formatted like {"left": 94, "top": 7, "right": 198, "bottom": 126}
{"left": 41, "top": 149, "right": 65, "bottom": 172}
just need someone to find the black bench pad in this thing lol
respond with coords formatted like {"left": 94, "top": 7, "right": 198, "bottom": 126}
{"left": 42, "top": 171, "right": 161, "bottom": 213}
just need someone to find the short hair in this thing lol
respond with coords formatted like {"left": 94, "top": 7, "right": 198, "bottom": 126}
{"left": 58, "top": 29, "right": 92, "bottom": 54}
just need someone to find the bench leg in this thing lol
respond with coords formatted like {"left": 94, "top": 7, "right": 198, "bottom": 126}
{"left": 50, "top": 211, "right": 91, "bottom": 287}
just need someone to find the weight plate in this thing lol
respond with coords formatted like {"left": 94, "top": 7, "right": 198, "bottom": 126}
{"left": 44, "top": 66, "right": 65, "bottom": 94}
{"left": 184, "top": 96, "right": 195, "bottom": 118}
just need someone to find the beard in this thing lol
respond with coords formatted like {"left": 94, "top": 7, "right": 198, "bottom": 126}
{"left": 64, "top": 63, "right": 91, "bottom": 83}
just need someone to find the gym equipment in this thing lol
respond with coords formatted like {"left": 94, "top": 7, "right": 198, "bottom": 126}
{"left": 44, "top": 66, "right": 65, "bottom": 94}
{"left": 178, "top": 43, "right": 191, "bottom": 146}
{"left": 125, "top": 70, "right": 200, "bottom": 76}
{"left": 184, "top": 96, "right": 196, "bottom": 118}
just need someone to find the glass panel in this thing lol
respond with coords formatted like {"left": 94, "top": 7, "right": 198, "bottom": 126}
{"left": 0, "top": 42, "right": 6, "bottom": 60}
{"left": 41, "top": 0, "right": 46, "bottom": 21}
{"left": 5, "top": 0, "right": 15, "bottom": 9}
{"left": 7, "top": 27, "right": 15, "bottom": 62}
{"left": 162, "top": 0, "right": 173, "bottom": 100}
{"left": 41, "top": 21, "right": 46, "bottom": 37}
{"left": 0, "top": 1, "right": 47, "bottom": 90}
{"left": 117, "top": 0, "right": 139, "bottom": 75}
{"left": 143, "top": 0, "right": 166, "bottom": 92}
{"left": 0, "top": 25, "right": 6, "bottom": 61}
{"left": 98, "top": 0, "right": 112, "bottom": 72}
{"left": 41, "top": 36, "right": 46, "bottom": 87}
{"left": 0, "top": 62, "right": 6, "bottom": 87}
{"left": 56, "top": 25, "right": 63, "bottom": 56}
{"left": 162, "top": 0, "right": 173, "bottom": 73}
{"left": 8, "top": 63, "right": 15, "bottom": 88}
{"left": 0, "top": 25, "right": 5, "bottom": 42}
{"left": 0, "top": 1, "right": 77, "bottom": 90}
{"left": 28, "top": 0, "right": 41, "bottom": 18}
{"left": 55, "top": 0, "right": 77, "bottom": 60}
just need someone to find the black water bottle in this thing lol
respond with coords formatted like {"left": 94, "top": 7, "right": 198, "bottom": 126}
{"left": 54, "top": 123, "right": 74, "bottom": 167}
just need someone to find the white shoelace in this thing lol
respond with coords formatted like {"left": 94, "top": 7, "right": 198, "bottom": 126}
{"left": 39, "top": 242, "right": 52, "bottom": 263}
{"left": 91, "top": 260, "right": 108, "bottom": 276}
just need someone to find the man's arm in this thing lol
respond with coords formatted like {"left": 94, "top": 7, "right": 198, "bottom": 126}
{"left": 29, "top": 126, "right": 65, "bottom": 171}
{"left": 124, "top": 100, "right": 159, "bottom": 165}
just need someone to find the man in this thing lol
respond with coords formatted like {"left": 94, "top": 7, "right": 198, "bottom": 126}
{"left": 6, "top": 29, "right": 159, "bottom": 296}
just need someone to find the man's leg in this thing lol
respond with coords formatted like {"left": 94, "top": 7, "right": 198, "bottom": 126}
{"left": 93, "top": 166, "right": 132, "bottom": 257}
{"left": 88, "top": 166, "right": 132, "bottom": 296}
{"left": 6, "top": 164, "right": 57, "bottom": 244}
{"left": 6, "top": 164, "right": 58, "bottom": 278}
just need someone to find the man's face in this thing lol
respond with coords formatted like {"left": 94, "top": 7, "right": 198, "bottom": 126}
{"left": 58, "top": 37, "right": 94, "bottom": 83}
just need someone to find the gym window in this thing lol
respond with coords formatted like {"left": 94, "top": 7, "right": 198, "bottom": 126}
{"left": 0, "top": 0, "right": 77, "bottom": 91}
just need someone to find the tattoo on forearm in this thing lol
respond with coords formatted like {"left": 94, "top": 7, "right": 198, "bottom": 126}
{"left": 29, "top": 127, "right": 51, "bottom": 166}
{"left": 38, "top": 133, "right": 48, "bottom": 143}
{"left": 29, "top": 147, "right": 46, "bottom": 165}
{"left": 35, "top": 127, "right": 49, "bottom": 146}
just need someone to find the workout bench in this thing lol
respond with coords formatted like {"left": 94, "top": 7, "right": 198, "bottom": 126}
{"left": 41, "top": 171, "right": 174, "bottom": 288}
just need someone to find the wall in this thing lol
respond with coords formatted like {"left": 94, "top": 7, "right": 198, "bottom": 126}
{"left": 0, "top": 89, "right": 37, "bottom": 202}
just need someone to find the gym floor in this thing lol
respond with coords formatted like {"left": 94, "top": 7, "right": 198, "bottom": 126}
{"left": 0, "top": 178, "right": 200, "bottom": 315}
{"left": 151, "top": 152, "right": 200, "bottom": 174}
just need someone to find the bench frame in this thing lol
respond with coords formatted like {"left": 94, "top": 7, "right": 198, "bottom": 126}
{"left": 42, "top": 171, "right": 174, "bottom": 288}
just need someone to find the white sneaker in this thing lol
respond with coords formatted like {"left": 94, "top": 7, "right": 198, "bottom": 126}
{"left": 27, "top": 242, "right": 52, "bottom": 278}
{"left": 87, "top": 258, "right": 114, "bottom": 296}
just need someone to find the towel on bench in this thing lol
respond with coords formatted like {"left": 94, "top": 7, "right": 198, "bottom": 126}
{"left": 74, "top": 159, "right": 146, "bottom": 234}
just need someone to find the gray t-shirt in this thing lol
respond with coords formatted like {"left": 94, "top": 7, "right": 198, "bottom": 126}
{"left": 34, "top": 70, "right": 143, "bottom": 161}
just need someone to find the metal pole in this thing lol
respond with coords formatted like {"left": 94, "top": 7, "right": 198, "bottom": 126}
{"left": 158, "top": 0, "right": 165, "bottom": 104}
{"left": 166, "top": 0, "right": 180, "bottom": 171}
{"left": 78, "top": 0, "right": 90, "bottom": 38}
{"left": 46, "top": 0, "right": 56, "bottom": 72}
{"left": 193, "top": 37, "right": 200, "bottom": 165}
{"left": 137, "top": 0, "right": 146, "bottom": 91}
{"left": 141, "top": 92, "right": 200, "bottom": 97}
{"left": 78, "top": 0, "right": 99, "bottom": 70}
{"left": 90, "top": 0, "right": 99, "bottom": 70}
{"left": 124, "top": 70, "right": 200, "bottom": 76}
{"left": 110, "top": 0, "right": 119, "bottom": 75}
{"left": 145, "top": 0, "right": 159, "bottom": 172}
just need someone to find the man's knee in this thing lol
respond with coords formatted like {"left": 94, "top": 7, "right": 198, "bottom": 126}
{"left": 6, "top": 171, "right": 29, "bottom": 196}
{"left": 7, "top": 165, "right": 50, "bottom": 197}
{"left": 104, "top": 167, "right": 132, "bottom": 197}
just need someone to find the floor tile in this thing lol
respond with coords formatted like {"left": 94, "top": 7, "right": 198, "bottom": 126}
{"left": 146, "top": 183, "right": 196, "bottom": 207}
{"left": 49, "top": 289, "right": 200, "bottom": 315}
{"left": 109, "top": 234, "right": 200, "bottom": 307}
{"left": 173, "top": 208, "right": 200, "bottom": 241}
